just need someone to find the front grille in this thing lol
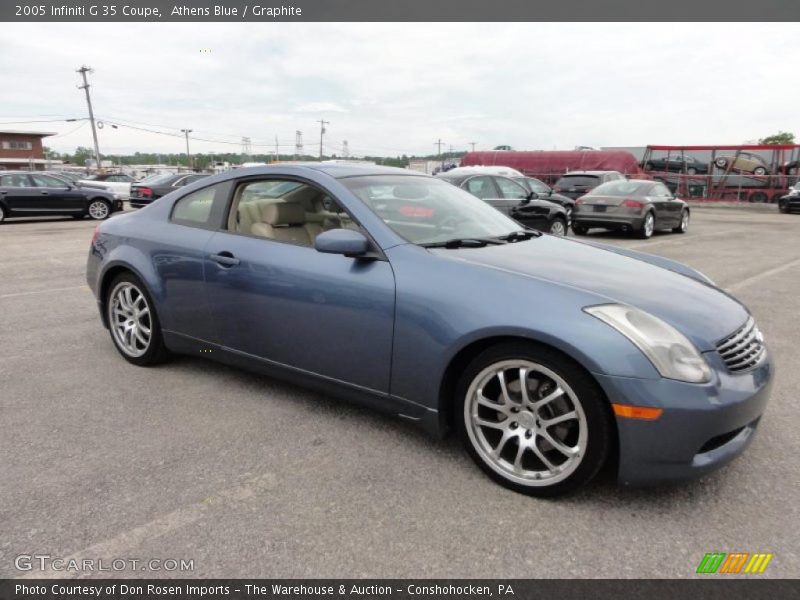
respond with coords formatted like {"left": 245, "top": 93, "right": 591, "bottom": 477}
{"left": 716, "top": 317, "right": 766, "bottom": 373}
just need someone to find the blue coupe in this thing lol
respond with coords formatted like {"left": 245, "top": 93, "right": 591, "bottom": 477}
{"left": 87, "top": 164, "right": 773, "bottom": 496}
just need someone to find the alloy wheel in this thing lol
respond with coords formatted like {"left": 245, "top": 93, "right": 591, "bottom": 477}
{"left": 680, "top": 211, "right": 689, "bottom": 232}
{"left": 0, "top": 205, "right": 5, "bottom": 222}
{"left": 644, "top": 213, "right": 654, "bottom": 237}
{"left": 549, "top": 219, "right": 566, "bottom": 236}
{"left": 88, "top": 200, "right": 110, "bottom": 220}
{"left": 464, "top": 360, "right": 588, "bottom": 487}
{"left": 108, "top": 282, "right": 152, "bottom": 357}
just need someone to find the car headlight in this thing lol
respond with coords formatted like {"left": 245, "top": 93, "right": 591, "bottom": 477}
{"left": 584, "top": 304, "right": 711, "bottom": 383}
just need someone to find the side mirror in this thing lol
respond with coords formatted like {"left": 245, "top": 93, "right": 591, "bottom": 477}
{"left": 524, "top": 191, "right": 538, "bottom": 203}
{"left": 315, "top": 228, "right": 370, "bottom": 257}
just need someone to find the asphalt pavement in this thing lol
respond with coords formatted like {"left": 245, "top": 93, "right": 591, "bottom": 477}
{"left": 1, "top": 207, "right": 798, "bottom": 578}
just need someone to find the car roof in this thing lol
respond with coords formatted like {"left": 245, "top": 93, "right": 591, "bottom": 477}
{"left": 234, "top": 163, "right": 422, "bottom": 179}
{"left": 561, "top": 170, "right": 621, "bottom": 176}
{"left": 440, "top": 166, "right": 525, "bottom": 177}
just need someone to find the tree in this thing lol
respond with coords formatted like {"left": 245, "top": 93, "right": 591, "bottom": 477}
{"left": 72, "top": 146, "right": 94, "bottom": 166}
{"left": 759, "top": 131, "right": 795, "bottom": 145}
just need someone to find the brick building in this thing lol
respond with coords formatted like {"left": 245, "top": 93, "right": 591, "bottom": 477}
{"left": 0, "top": 130, "right": 58, "bottom": 170}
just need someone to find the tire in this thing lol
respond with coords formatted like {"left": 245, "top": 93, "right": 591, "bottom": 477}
{"left": 753, "top": 167, "right": 767, "bottom": 176}
{"left": 715, "top": 158, "right": 728, "bottom": 169}
{"left": 636, "top": 211, "right": 655, "bottom": 239}
{"left": 455, "top": 342, "right": 613, "bottom": 497}
{"left": 645, "top": 162, "right": 654, "bottom": 171}
{"left": 673, "top": 209, "right": 689, "bottom": 233}
{"left": 105, "top": 273, "right": 169, "bottom": 366}
{"left": 749, "top": 192, "right": 768, "bottom": 204}
{"left": 87, "top": 199, "right": 111, "bottom": 220}
{"left": 548, "top": 217, "right": 567, "bottom": 236}
{"left": 779, "top": 202, "right": 789, "bottom": 214}
{"left": 687, "top": 167, "right": 697, "bottom": 175}
{"left": 0, "top": 204, "right": 5, "bottom": 223}
{"left": 572, "top": 224, "right": 588, "bottom": 236}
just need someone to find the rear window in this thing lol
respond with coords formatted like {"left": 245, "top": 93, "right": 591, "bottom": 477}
{"left": 589, "top": 181, "right": 652, "bottom": 197}
{"left": 555, "top": 175, "right": 600, "bottom": 188}
{"left": 137, "top": 174, "right": 175, "bottom": 186}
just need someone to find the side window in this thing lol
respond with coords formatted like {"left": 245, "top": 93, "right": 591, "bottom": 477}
{"left": 231, "top": 179, "right": 356, "bottom": 247}
{"left": 1, "top": 174, "right": 33, "bottom": 187}
{"left": 464, "top": 176, "right": 497, "bottom": 200}
{"left": 171, "top": 184, "right": 225, "bottom": 227}
{"left": 494, "top": 177, "right": 528, "bottom": 200}
{"left": 653, "top": 184, "right": 672, "bottom": 197}
{"left": 30, "top": 174, "right": 67, "bottom": 188}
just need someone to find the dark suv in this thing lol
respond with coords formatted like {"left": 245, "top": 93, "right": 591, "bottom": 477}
{"left": 553, "top": 171, "right": 625, "bottom": 200}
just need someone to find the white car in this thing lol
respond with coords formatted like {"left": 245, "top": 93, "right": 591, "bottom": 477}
{"left": 436, "top": 165, "right": 525, "bottom": 178}
{"left": 79, "top": 173, "right": 135, "bottom": 200}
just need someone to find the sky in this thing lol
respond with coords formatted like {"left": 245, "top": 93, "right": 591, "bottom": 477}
{"left": 1, "top": 22, "right": 797, "bottom": 158}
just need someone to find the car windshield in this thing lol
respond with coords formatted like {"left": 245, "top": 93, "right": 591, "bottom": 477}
{"left": 555, "top": 175, "right": 600, "bottom": 188}
{"left": 589, "top": 180, "right": 652, "bottom": 196}
{"left": 341, "top": 175, "right": 521, "bottom": 245}
{"left": 523, "top": 178, "right": 550, "bottom": 193}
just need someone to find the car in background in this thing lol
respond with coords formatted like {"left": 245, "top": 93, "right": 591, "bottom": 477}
{"left": 130, "top": 172, "right": 211, "bottom": 208}
{"left": 0, "top": 171, "right": 123, "bottom": 222}
{"left": 572, "top": 179, "right": 689, "bottom": 239}
{"left": 44, "top": 171, "right": 87, "bottom": 186}
{"left": 778, "top": 182, "right": 800, "bottom": 214}
{"left": 552, "top": 171, "right": 625, "bottom": 200}
{"left": 437, "top": 169, "right": 569, "bottom": 235}
{"left": 86, "top": 164, "right": 773, "bottom": 496}
{"left": 79, "top": 172, "right": 136, "bottom": 199}
{"left": 513, "top": 176, "right": 576, "bottom": 222}
{"left": 642, "top": 155, "right": 708, "bottom": 175}
{"left": 714, "top": 153, "right": 770, "bottom": 175}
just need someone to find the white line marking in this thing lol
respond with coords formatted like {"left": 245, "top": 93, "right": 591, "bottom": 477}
{"left": 0, "top": 285, "right": 89, "bottom": 299}
{"left": 21, "top": 473, "right": 277, "bottom": 579}
{"left": 726, "top": 258, "right": 800, "bottom": 292}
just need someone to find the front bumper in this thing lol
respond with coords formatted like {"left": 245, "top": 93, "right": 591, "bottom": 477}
{"left": 594, "top": 350, "right": 773, "bottom": 486}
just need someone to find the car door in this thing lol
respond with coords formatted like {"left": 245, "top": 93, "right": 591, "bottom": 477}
{"left": 652, "top": 183, "right": 680, "bottom": 224}
{"left": 203, "top": 177, "right": 396, "bottom": 394}
{"left": 461, "top": 175, "right": 513, "bottom": 215}
{"left": 496, "top": 176, "right": 549, "bottom": 230}
{"left": 29, "top": 173, "right": 87, "bottom": 214}
{"left": 0, "top": 174, "right": 41, "bottom": 214}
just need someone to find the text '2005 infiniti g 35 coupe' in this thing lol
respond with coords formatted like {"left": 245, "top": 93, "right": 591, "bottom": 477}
{"left": 86, "top": 164, "right": 773, "bottom": 497}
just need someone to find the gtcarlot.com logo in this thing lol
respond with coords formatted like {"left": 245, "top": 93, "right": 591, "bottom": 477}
{"left": 696, "top": 552, "right": 773, "bottom": 574}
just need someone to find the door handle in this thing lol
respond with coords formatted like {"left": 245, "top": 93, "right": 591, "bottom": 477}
{"left": 40, "top": 191, "right": 49, "bottom": 195}
{"left": 210, "top": 252, "right": 240, "bottom": 267}
{"left": 0, "top": 190, "right": 7, "bottom": 194}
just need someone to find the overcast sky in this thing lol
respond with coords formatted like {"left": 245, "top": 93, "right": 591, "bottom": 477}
{"left": 1, "top": 22, "right": 797, "bottom": 157}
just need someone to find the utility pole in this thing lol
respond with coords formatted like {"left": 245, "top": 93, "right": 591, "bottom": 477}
{"left": 295, "top": 130, "right": 303, "bottom": 159}
{"left": 181, "top": 129, "right": 193, "bottom": 169}
{"left": 274, "top": 135, "right": 279, "bottom": 162}
{"left": 434, "top": 139, "right": 445, "bottom": 170}
{"left": 469, "top": 142, "right": 476, "bottom": 152}
{"left": 318, "top": 119, "right": 329, "bottom": 160}
{"left": 76, "top": 65, "right": 101, "bottom": 170}
{"left": 342, "top": 140, "right": 349, "bottom": 159}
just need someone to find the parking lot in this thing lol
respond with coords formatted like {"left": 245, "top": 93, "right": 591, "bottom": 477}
{"left": 1, "top": 207, "right": 798, "bottom": 579}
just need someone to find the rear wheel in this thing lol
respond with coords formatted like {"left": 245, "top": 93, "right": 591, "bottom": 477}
{"left": 779, "top": 202, "right": 790, "bottom": 214}
{"left": 88, "top": 199, "right": 111, "bottom": 220}
{"left": 749, "top": 192, "right": 768, "bottom": 204}
{"left": 673, "top": 210, "right": 689, "bottom": 233}
{"left": 0, "top": 204, "right": 5, "bottom": 223}
{"left": 753, "top": 167, "right": 767, "bottom": 176}
{"left": 687, "top": 167, "right": 698, "bottom": 175}
{"left": 715, "top": 158, "right": 728, "bottom": 169}
{"left": 106, "top": 273, "right": 169, "bottom": 366}
{"left": 456, "top": 342, "right": 612, "bottom": 497}
{"left": 548, "top": 217, "right": 567, "bottom": 236}
{"left": 636, "top": 211, "right": 655, "bottom": 239}
{"left": 572, "top": 224, "right": 588, "bottom": 236}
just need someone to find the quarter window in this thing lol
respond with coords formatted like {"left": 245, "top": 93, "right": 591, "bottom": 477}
{"left": 494, "top": 177, "right": 528, "bottom": 200}
{"left": 171, "top": 184, "right": 224, "bottom": 227}
{"left": 464, "top": 176, "right": 496, "bottom": 200}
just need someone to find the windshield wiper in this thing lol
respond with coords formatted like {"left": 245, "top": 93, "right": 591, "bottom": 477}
{"left": 420, "top": 237, "right": 506, "bottom": 249}
{"left": 495, "top": 230, "right": 541, "bottom": 242}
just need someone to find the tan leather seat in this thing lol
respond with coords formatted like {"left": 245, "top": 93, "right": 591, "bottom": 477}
{"left": 251, "top": 202, "right": 311, "bottom": 245}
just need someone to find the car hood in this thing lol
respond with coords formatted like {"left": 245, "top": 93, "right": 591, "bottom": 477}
{"left": 437, "top": 235, "right": 748, "bottom": 351}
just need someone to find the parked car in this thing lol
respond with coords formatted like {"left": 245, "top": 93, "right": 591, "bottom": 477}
{"left": 437, "top": 170, "right": 568, "bottom": 235}
{"left": 552, "top": 171, "right": 625, "bottom": 200}
{"left": 0, "top": 171, "right": 123, "bottom": 222}
{"left": 86, "top": 164, "right": 773, "bottom": 496}
{"left": 642, "top": 155, "right": 708, "bottom": 175}
{"left": 130, "top": 173, "right": 211, "bottom": 208}
{"left": 572, "top": 179, "right": 689, "bottom": 239}
{"left": 79, "top": 172, "right": 136, "bottom": 199}
{"left": 778, "top": 182, "right": 800, "bottom": 214}
{"left": 513, "top": 176, "right": 577, "bottom": 222}
{"left": 713, "top": 152, "right": 770, "bottom": 175}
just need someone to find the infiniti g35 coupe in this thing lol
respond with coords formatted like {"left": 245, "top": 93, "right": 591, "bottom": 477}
{"left": 87, "top": 164, "right": 772, "bottom": 497}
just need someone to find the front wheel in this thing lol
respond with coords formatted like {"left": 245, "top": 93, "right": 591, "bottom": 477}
{"left": 456, "top": 342, "right": 612, "bottom": 497}
{"left": 88, "top": 199, "right": 111, "bottom": 220}
{"left": 673, "top": 210, "right": 689, "bottom": 233}
{"left": 548, "top": 217, "right": 567, "bottom": 236}
{"left": 687, "top": 167, "right": 697, "bottom": 175}
{"left": 572, "top": 224, "right": 588, "bottom": 236}
{"left": 636, "top": 211, "right": 655, "bottom": 239}
{"left": 0, "top": 204, "right": 5, "bottom": 223}
{"left": 753, "top": 167, "right": 767, "bottom": 176}
{"left": 106, "top": 273, "right": 169, "bottom": 366}
{"left": 779, "top": 202, "right": 790, "bottom": 214}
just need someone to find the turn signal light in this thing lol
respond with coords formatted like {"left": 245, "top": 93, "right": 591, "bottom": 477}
{"left": 612, "top": 403, "right": 663, "bottom": 420}
{"left": 622, "top": 199, "right": 645, "bottom": 209}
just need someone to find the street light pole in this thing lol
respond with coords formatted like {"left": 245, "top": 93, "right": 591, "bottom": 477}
{"left": 76, "top": 65, "right": 101, "bottom": 170}
{"left": 181, "top": 129, "right": 193, "bottom": 170}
